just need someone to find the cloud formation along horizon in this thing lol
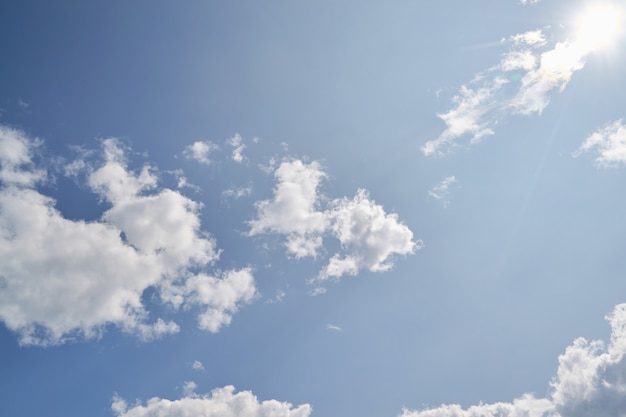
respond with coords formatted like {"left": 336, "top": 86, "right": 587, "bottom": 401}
{"left": 112, "top": 385, "right": 312, "bottom": 417}
{"left": 0, "top": 126, "right": 256, "bottom": 345}
{"left": 401, "top": 303, "right": 626, "bottom": 417}
{"left": 107, "top": 303, "right": 626, "bottom": 417}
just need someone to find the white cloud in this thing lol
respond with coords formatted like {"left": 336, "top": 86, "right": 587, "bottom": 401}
{"left": 112, "top": 385, "right": 312, "bottom": 417}
{"left": 574, "top": 119, "right": 626, "bottom": 167}
{"left": 320, "top": 189, "right": 419, "bottom": 280}
{"left": 249, "top": 160, "right": 420, "bottom": 282}
{"left": 183, "top": 268, "right": 257, "bottom": 333}
{"left": 228, "top": 133, "right": 247, "bottom": 163}
{"left": 400, "top": 303, "right": 626, "bottom": 417}
{"left": 0, "top": 129, "right": 255, "bottom": 346}
{"left": 326, "top": 324, "right": 342, "bottom": 331}
{"left": 192, "top": 360, "right": 205, "bottom": 371}
{"left": 519, "top": 0, "right": 541, "bottom": 5}
{"left": 183, "top": 381, "right": 198, "bottom": 397}
{"left": 248, "top": 160, "right": 329, "bottom": 259}
{"left": 428, "top": 176, "right": 457, "bottom": 207}
{"left": 422, "top": 26, "right": 597, "bottom": 156}
{"left": 0, "top": 125, "right": 45, "bottom": 186}
{"left": 183, "top": 140, "right": 219, "bottom": 165}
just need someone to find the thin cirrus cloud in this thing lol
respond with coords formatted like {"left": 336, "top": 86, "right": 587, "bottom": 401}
{"left": 574, "top": 119, "right": 626, "bottom": 167}
{"left": 0, "top": 126, "right": 256, "bottom": 346}
{"left": 112, "top": 385, "right": 312, "bottom": 417}
{"left": 400, "top": 303, "right": 626, "bottom": 417}
{"left": 248, "top": 159, "right": 420, "bottom": 282}
{"left": 428, "top": 176, "right": 457, "bottom": 207}
{"left": 422, "top": 22, "right": 603, "bottom": 156}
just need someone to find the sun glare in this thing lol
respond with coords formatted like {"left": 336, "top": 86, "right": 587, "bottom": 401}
{"left": 574, "top": 3, "right": 624, "bottom": 51}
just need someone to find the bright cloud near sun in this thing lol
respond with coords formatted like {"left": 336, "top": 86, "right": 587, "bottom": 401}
{"left": 422, "top": 2, "right": 625, "bottom": 156}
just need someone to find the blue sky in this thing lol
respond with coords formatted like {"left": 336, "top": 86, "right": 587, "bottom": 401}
{"left": 1, "top": 1, "right": 626, "bottom": 416}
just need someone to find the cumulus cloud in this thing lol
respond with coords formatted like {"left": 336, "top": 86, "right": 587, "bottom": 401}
{"left": 228, "top": 133, "right": 247, "bottom": 163}
{"left": 422, "top": 25, "right": 599, "bottom": 155}
{"left": 192, "top": 360, "right": 205, "bottom": 371}
{"left": 248, "top": 160, "right": 329, "bottom": 259}
{"left": 428, "top": 176, "right": 457, "bottom": 207}
{"left": 0, "top": 128, "right": 256, "bottom": 345}
{"left": 574, "top": 119, "right": 626, "bottom": 167}
{"left": 183, "top": 140, "right": 219, "bottom": 165}
{"left": 249, "top": 160, "right": 419, "bottom": 282}
{"left": 400, "top": 303, "right": 626, "bottom": 417}
{"left": 320, "top": 189, "right": 418, "bottom": 280}
{"left": 111, "top": 385, "right": 312, "bottom": 417}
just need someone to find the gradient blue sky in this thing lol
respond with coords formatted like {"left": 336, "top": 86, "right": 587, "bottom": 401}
{"left": 2, "top": 1, "right": 626, "bottom": 417}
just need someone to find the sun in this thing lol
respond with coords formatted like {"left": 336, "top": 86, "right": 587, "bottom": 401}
{"left": 573, "top": 3, "right": 624, "bottom": 51}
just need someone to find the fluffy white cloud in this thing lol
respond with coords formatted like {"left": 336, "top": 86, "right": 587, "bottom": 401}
{"left": 183, "top": 140, "right": 219, "bottom": 165}
{"left": 400, "top": 303, "right": 626, "bottom": 417}
{"left": 422, "top": 25, "right": 597, "bottom": 156}
{"left": 0, "top": 129, "right": 255, "bottom": 345}
{"left": 574, "top": 119, "right": 626, "bottom": 167}
{"left": 249, "top": 160, "right": 419, "bottom": 282}
{"left": 320, "top": 189, "right": 418, "bottom": 280}
{"left": 248, "top": 160, "right": 329, "bottom": 259}
{"left": 183, "top": 269, "right": 257, "bottom": 332}
{"left": 0, "top": 125, "right": 45, "bottom": 186}
{"left": 112, "top": 385, "right": 312, "bottom": 417}
{"left": 428, "top": 176, "right": 457, "bottom": 207}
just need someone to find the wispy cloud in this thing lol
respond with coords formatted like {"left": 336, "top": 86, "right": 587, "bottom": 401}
{"left": 222, "top": 186, "right": 253, "bottom": 200}
{"left": 401, "top": 303, "right": 626, "bottom": 417}
{"left": 326, "top": 324, "right": 342, "bottom": 331}
{"left": 423, "top": 24, "right": 603, "bottom": 156}
{"left": 428, "top": 176, "right": 457, "bottom": 207}
{"left": 574, "top": 119, "right": 626, "bottom": 167}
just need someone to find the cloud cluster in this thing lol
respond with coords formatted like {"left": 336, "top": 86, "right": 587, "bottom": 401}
{"left": 422, "top": 25, "right": 594, "bottom": 155}
{"left": 0, "top": 127, "right": 256, "bottom": 345}
{"left": 248, "top": 160, "right": 420, "bottom": 281}
{"left": 112, "top": 385, "right": 312, "bottom": 417}
{"left": 574, "top": 119, "right": 626, "bottom": 167}
{"left": 401, "top": 303, "right": 626, "bottom": 417}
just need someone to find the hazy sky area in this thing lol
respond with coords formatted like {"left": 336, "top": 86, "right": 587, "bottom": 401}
{"left": 1, "top": 1, "right": 626, "bottom": 416}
